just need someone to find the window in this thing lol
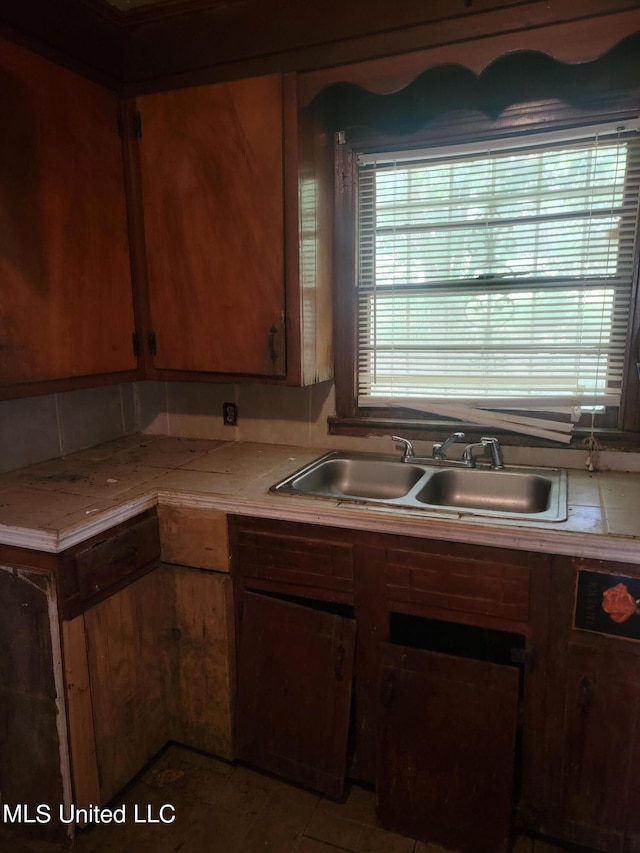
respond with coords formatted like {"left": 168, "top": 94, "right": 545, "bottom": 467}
{"left": 333, "top": 117, "right": 640, "bottom": 442}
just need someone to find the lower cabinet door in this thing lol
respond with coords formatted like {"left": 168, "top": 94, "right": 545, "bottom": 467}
{"left": 236, "top": 591, "right": 355, "bottom": 799}
{"left": 558, "top": 643, "right": 639, "bottom": 852}
{"left": 376, "top": 642, "right": 520, "bottom": 853}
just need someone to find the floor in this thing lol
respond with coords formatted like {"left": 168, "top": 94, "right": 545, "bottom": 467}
{"left": 1, "top": 744, "right": 577, "bottom": 853}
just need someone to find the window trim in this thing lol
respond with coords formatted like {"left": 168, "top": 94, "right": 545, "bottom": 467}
{"left": 332, "top": 100, "right": 640, "bottom": 446}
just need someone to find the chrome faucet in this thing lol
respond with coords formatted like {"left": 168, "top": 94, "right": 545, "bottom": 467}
{"left": 392, "top": 432, "right": 466, "bottom": 466}
{"left": 392, "top": 433, "right": 504, "bottom": 469}
{"left": 461, "top": 437, "right": 505, "bottom": 470}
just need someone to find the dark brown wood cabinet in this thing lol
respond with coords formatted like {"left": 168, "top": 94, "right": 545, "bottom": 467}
{"left": 136, "top": 74, "right": 333, "bottom": 385}
{"left": 559, "top": 644, "right": 637, "bottom": 851}
{"left": 377, "top": 642, "right": 520, "bottom": 853}
{"left": 236, "top": 590, "right": 355, "bottom": 799}
{"left": 229, "top": 515, "right": 548, "bottom": 853}
{"left": 230, "top": 517, "right": 357, "bottom": 797}
{"left": 367, "top": 535, "right": 540, "bottom": 853}
{"left": 544, "top": 556, "right": 640, "bottom": 853}
{"left": 0, "top": 37, "right": 138, "bottom": 395}
{"left": 0, "top": 563, "right": 67, "bottom": 842}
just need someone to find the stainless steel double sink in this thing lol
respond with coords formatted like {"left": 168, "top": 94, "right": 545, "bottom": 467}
{"left": 270, "top": 452, "right": 568, "bottom": 522}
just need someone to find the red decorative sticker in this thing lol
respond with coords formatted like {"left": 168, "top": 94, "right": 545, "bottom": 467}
{"left": 601, "top": 582, "right": 640, "bottom": 624}
{"left": 575, "top": 571, "right": 640, "bottom": 640}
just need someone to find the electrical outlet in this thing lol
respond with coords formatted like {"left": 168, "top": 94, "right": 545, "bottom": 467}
{"left": 223, "top": 402, "right": 238, "bottom": 426}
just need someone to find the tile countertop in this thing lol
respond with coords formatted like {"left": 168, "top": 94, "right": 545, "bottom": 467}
{"left": 0, "top": 434, "right": 638, "bottom": 563}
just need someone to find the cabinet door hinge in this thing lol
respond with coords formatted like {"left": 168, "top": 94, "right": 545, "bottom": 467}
{"left": 148, "top": 332, "right": 157, "bottom": 356}
{"left": 118, "top": 110, "right": 142, "bottom": 140}
{"left": 133, "top": 110, "right": 142, "bottom": 140}
{"left": 511, "top": 646, "right": 536, "bottom": 674}
{"left": 132, "top": 332, "right": 140, "bottom": 358}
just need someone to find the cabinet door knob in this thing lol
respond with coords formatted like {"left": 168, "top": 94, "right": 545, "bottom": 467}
{"left": 268, "top": 324, "right": 278, "bottom": 365}
{"left": 579, "top": 676, "right": 592, "bottom": 719}
{"left": 335, "top": 643, "right": 346, "bottom": 681}
{"left": 381, "top": 670, "right": 396, "bottom": 708}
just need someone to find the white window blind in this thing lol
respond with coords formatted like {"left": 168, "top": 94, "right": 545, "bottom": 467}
{"left": 356, "top": 124, "right": 640, "bottom": 416}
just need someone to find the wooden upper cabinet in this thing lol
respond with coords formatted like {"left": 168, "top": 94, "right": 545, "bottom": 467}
{"left": 0, "top": 38, "right": 137, "bottom": 391}
{"left": 137, "top": 74, "right": 333, "bottom": 383}
{"left": 138, "top": 76, "right": 286, "bottom": 376}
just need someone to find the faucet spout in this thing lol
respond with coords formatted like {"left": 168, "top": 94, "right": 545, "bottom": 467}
{"left": 432, "top": 432, "right": 465, "bottom": 459}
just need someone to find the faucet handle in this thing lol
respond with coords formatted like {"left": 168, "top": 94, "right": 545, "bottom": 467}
{"left": 392, "top": 435, "right": 414, "bottom": 460}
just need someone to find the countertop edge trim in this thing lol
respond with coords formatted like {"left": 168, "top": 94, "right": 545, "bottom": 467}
{"left": 1, "top": 484, "right": 637, "bottom": 564}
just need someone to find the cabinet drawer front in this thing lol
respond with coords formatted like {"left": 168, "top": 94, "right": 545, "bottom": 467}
{"left": 61, "top": 510, "right": 161, "bottom": 619}
{"left": 384, "top": 546, "right": 530, "bottom": 624}
{"left": 231, "top": 519, "right": 354, "bottom": 591}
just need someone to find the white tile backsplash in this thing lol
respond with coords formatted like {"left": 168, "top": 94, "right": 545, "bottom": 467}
{"left": 0, "top": 394, "right": 61, "bottom": 473}
{"left": 2, "top": 379, "right": 640, "bottom": 476}
{"left": 57, "top": 385, "right": 130, "bottom": 454}
{"left": 0, "top": 384, "right": 139, "bottom": 474}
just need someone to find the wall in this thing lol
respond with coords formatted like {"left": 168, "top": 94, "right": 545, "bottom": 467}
{"left": 0, "top": 384, "right": 136, "bottom": 474}
{"left": 3, "top": 379, "right": 640, "bottom": 475}
{"left": 137, "top": 381, "right": 640, "bottom": 474}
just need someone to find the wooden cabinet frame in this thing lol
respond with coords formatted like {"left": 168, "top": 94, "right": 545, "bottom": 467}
{"left": 228, "top": 515, "right": 552, "bottom": 852}
{"left": 544, "top": 555, "right": 640, "bottom": 852}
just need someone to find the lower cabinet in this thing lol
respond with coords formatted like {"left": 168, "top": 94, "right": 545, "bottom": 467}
{"left": 545, "top": 556, "right": 640, "bottom": 853}
{"left": 8, "top": 508, "right": 640, "bottom": 853}
{"left": 229, "top": 515, "right": 541, "bottom": 853}
{"left": 1, "top": 508, "right": 236, "bottom": 842}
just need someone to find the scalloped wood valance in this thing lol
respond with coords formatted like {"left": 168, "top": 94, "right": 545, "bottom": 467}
{"left": 304, "top": 28, "right": 640, "bottom": 135}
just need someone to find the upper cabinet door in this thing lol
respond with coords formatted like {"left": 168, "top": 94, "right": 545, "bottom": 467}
{"left": 0, "top": 39, "right": 137, "bottom": 389}
{"left": 138, "top": 76, "right": 287, "bottom": 377}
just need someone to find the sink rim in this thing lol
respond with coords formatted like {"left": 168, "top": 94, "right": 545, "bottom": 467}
{"left": 270, "top": 451, "right": 568, "bottom": 522}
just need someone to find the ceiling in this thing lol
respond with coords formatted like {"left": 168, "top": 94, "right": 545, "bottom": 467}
{"left": 3, "top": 1, "right": 640, "bottom": 96}
{"left": 101, "top": 0, "right": 165, "bottom": 7}
{"left": 96, "top": 0, "right": 241, "bottom": 12}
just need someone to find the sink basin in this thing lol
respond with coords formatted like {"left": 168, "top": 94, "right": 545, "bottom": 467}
{"left": 415, "top": 468, "right": 553, "bottom": 514}
{"left": 289, "top": 458, "right": 424, "bottom": 500}
{"left": 271, "top": 452, "right": 568, "bottom": 522}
